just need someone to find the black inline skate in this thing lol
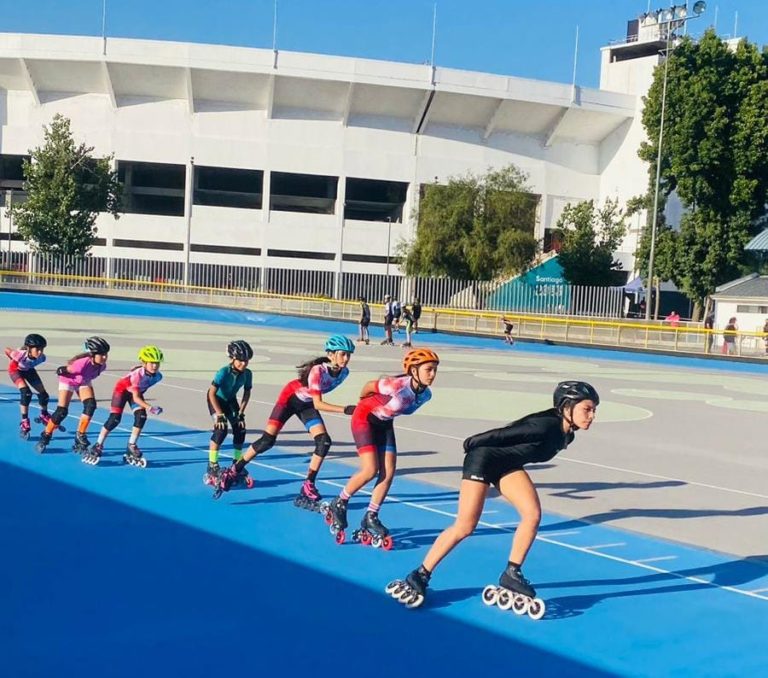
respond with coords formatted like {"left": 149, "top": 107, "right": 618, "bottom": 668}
{"left": 35, "top": 431, "right": 52, "bottom": 454}
{"left": 82, "top": 442, "right": 103, "bottom": 465}
{"left": 19, "top": 418, "right": 31, "bottom": 440}
{"left": 205, "top": 462, "right": 223, "bottom": 489}
{"left": 481, "top": 564, "right": 545, "bottom": 620}
{"left": 320, "top": 496, "right": 348, "bottom": 544}
{"left": 123, "top": 443, "right": 148, "bottom": 468}
{"left": 235, "top": 465, "right": 254, "bottom": 489}
{"left": 294, "top": 479, "right": 322, "bottom": 511}
{"left": 72, "top": 432, "right": 90, "bottom": 454}
{"left": 34, "top": 411, "right": 65, "bottom": 432}
{"left": 353, "top": 511, "right": 394, "bottom": 550}
{"left": 386, "top": 566, "right": 430, "bottom": 609}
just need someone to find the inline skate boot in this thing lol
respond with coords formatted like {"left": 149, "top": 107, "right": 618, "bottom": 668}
{"left": 481, "top": 564, "right": 545, "bottom": 620}
{"left": 353, "top": 511, "right": 394, "bottom": 550}
{"left": 207, "top": 462, "right": 226, "bottom": 493}
{"left": 320, "top": 497, "right": 348, "bottom": 544}
{"left": 35, "top": 431, "right": 52, "bottom": 454}
{"left": 82, "top": 442, "right": 103, "bottom": 465}
{"left": 123, "top": 442, "right": 147, "bottom": 468}
{"left": 386, "top": 565, "right": 430, "bottom": 609}
{"left": 234, "top": 465, "right": 254, "bottom": 489}
{"left": 294, "top": 479, "right": 322, "bottom": 511}
{"left": 34, "top": 411, "right": 65, "bottom": 432}
{"left": 72, "top": 432, "right": 91, "bottom": 454}
{"left": 19, "top": 418, "right": 31, "bottom": 440}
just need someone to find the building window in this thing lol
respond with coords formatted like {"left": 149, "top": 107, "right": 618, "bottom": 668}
{"left": 270, "top": 172, "right": 337, "bottom": 215}
{"left": 0, "top": 154, "right": 28, "bottom": 190}
{"left": 344, "top": 178, "right": 408, "bottom": 222}
{"left": 736, "top": 305, "right": 768, "bottom": 314}
{"left": 118, "top": 161, "right": 185, "bottom": 216}
{"left": 194, "top": 166, "right": 263, "bottom": 209}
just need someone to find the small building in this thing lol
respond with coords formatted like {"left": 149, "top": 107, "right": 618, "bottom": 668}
{"left": 712, "top": 273, "right": 768, "bottom": 346}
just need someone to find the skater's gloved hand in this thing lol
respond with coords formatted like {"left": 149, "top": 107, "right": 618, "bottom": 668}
{"left": 343, "top": 405, "right": 356, "bottom": 415}
{"left": 213, "top": 413, "right": 227, "bottom": 429}
{"left": 236, "top": 413, "right": 246, "bottom": 429}
{"left": 56, "top": 366, "right": 71, "bottom": 377}
{"left": 149, "top": 406, "right": 163, "bottom": 415}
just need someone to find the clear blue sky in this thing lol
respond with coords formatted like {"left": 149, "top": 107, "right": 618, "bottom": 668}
{"left": 5, "top": 1, "right": 768, "bottom": 88}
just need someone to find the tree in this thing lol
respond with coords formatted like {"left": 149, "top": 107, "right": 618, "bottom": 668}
{"left": 636, "top": 31, "right": 768, "bottom": 316}
{"left": 555, "top": 199, "right": 627, "bottom": 285}
{"left": 11, "top": 114, "right": 121, "bottom": 258}
{"left": 400, "top": 165, "right": 539, "bottom": 280}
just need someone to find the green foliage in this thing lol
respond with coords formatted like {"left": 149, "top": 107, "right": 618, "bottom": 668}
{"left": 637, "top": 31, "right": 768, "bottom": 309}
{"left": 400, "top": 165, "right": 539, "bottom": 280}
{"left": 10, "top": 114, "right": 121, "bottom": 257}
{"left": 555, "top": 199, "right": 627, "bottom": 285}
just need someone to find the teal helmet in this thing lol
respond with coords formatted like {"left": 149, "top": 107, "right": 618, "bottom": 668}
{"left": 324, "top": 335, "right": 355, "bottom": 354}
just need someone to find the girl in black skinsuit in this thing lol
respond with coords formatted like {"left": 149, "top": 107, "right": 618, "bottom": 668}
{"left": 387, "top": 381, "right": 599, "bottom": 613}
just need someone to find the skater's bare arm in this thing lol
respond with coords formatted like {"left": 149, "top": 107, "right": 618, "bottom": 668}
{"left": 239, "top": 388, "right": 251, "bottom": 414}
{"left": 207, "top": 384, "right": 223, "bottom": 415}
{"left": 310, "top": 392, "right": 347, "bottom": 414}
{"left": 359, "top": 380, "right": 379, "bottom": 398}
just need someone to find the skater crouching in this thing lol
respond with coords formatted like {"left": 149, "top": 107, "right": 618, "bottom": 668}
{"left": 5, "top": 334, "right": 51, "bottom": 439}
{"left": 37, "top": 336, "right": 110, "bottom": 453}
{"left": 388, "top": 380, "right": 598, "bottom": 615}
{"left": 204, "top": 341, "right": 253, "bottom": 486}
{"left": 323, "top": 348, "right": 439, "bottom": 547}
{"left": 216, "top": 335, "right": 357, "bottom": 506}
{"left": 82, "top": 345, "right": 164, "bottom": 467}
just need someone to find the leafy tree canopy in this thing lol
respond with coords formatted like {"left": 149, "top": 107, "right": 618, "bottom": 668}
{"left": 400, "top": 165, "right": 539, "bottom": 280}
{"left": 11, "top": 113, "right": 121, "bottom": 257}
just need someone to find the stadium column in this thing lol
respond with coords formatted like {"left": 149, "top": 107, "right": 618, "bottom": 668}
{"left": 333, "top": 175, "right": 346, "bottom": 300}
{"left": 260, "top": 169, "right": 272, "bottom": 294}
{"left": 183, "top": 156, "right": 194, "bottom": 287}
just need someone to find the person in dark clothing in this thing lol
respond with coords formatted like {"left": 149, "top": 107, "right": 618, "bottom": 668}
{"left": 358, "top": 296, "right": 371, "bottom": 345}
{"left": 411, "top": 298, "right": 422, "bottom": 333}
{"left": 704, "top": 312, "right": 715, "bottom": 353}
{"left": 387, "top": 381, "right": 599, "bottom": 615}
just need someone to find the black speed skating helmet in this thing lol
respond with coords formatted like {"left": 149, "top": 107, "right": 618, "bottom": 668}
{"left": 24, "top": 333, "right": 47, "bottom": 349}
{"left": 227, "top": 340, "right": 253, "bottom": 361}
{"left": 553, "top": 381, "right": 600, "bottom": 412}
{"left": 84, "top": 336, "right": 111, "bottom": 355}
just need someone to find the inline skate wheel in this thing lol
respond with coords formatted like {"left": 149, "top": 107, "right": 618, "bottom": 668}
{"left": 20, "top": 431, "right": 30, "bottom": 441}
{"left": 404, "top": 592, "right": 424, "bottom": 609}
{"left": 245, "top": 475, "right": 254, "bottom": 488}
{"left": 512, "top": 595, "right": 529, "bottom": 615}
{"left": 382, "top": 536, "right": 394, "bottom": 551}
{"left": 35, "top": 442, "right": 46, "bottom": 454}
{"left": 497, "top": 589, "right": 514, "bottom": 611}
{"left": 361, "top": 531, "right": 372, "bottom": 546}
{"left": 372, "top": 535, "right": 382, "bottom": 548}
{"left": 528, "top": 598, "right": 546, "bottom": 620}
{"left": 385, "top": 580, "right": 402, "bottom": 594}
{"left": 482, "top": 585, "right": 499, "bottom": 606}
{"left": 334, "top": 530, "right": 346, "bottom": 545}
{"left": 138, "top": 457, "right": 148, "bottom": 468}
{"left": 323, "top": 511, "right": 333, "bottom": 526}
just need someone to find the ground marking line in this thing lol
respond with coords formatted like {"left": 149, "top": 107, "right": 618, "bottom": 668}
{"left": 147, "top": 381, "right": 768, "bottom": 501}
{"left": 19, "top": 405, "right": 768, "bottom": 603}
{"left": 581, "top": 543, "right": 626, "bottom": 550}
{"left": 634, "top": 556, "right": 678, "bottom": 563}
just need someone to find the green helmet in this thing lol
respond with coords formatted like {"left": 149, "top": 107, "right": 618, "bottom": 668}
{"left": 138, "top": 345, "right": 164, "bottom": 363}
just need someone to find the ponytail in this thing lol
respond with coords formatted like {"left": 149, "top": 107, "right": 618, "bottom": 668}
{"left": 296, "top": 356, "right": 330, "bottom": 386}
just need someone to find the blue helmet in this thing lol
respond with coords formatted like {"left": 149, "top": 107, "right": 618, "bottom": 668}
{"left": 325, "top": 334, "right": 355, "bottom": 354}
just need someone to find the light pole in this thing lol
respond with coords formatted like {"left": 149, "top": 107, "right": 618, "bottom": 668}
{"left": 385, "top": 216, "right": 392, "bottom": 278}
{"left": 645, "top": 1, "right": 706, "bottom": 321}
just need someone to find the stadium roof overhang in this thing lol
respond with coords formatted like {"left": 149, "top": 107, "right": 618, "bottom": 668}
{"left": 0, "top": 33, "right": 635, "bottom": 145}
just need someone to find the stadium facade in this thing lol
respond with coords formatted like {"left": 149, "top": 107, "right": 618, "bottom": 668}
{"left": 0, "top": 26, "right": 661, "bottom": 285}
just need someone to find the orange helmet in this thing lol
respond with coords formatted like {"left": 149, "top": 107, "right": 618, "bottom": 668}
{"left": 403, "top": 348, "right": 440, "bottom": 374}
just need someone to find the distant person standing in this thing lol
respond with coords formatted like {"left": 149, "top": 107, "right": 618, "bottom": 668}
{"left": 762, "top": 318, "right": 768, "bottom": 356}
{"left": 502, "top": 318, "right": 515, "bottom": 346}
{"left": 358, "top": 296, "right": 371, "bottom": 345}
{"left": 665, "top": 310, "right": 681, "bottom": 328}
{"left": 704, "top": 312, "right": 715, "bottom": 353}
{"left": 411, "top": 298, "right": 422, "bottom": 333}
{"left": 723, "top": 317, "right": 738, "bottom": 355}
{"left": 392, "top": 298, "right": 402, "bottom": 332}
{"left": 401, "top": 305, "right": 415, "bottom": 347}
{"left": 381, "top": 294, "right": 394, "bottom": 346}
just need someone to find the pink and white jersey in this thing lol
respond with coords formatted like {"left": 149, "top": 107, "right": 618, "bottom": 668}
{"left": 295, "top": 363, "right": 349, "bottom": 403}
{"left": 365, "top": 375, "right": 432, "bottom": 421}
{"left": 114, "top": 366, "right": 163, "bottom": 395}
{"left": 58, "top": 355, "right": 107, "bottom": 388}
{"left": 6, "top": 348, "right": 46, "bottom": 372}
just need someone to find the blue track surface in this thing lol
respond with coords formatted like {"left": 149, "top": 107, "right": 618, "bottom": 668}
{"left": 2, "top": 292, "right": 767, "bottom": 676}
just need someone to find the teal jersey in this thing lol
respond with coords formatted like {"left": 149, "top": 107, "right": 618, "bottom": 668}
{"left": 212, "top": 365, "right": 253, "bottom": 401}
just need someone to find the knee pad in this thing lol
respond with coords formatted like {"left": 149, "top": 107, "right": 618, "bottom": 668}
{"left": 133, "top": 408, "right": 147, "bottom": 430}
{"left": 313, "top": 432, "right": 332, "bottom": 459}
{"left": 232, "top": 427, "right": 246, "bottom": 448}
{"left": 37, "top": 391, "right": 50, "bottom": 409}
{"left": 104, "top": 412, "right": 122, "bottom": 432}
{"left": 52, "top": 406, "right": 69, "bottom": 424}
{"left": 82, "top": 398, "right": 97, "bottom": 417}
{"left": 19, "top": 387, "right": 32, "bottom": 407}
{"left": 251, "top": 432, "right": 276, "bottom": 456}
{"left": 210, "top": 426, "right": 228, "bottom": 446}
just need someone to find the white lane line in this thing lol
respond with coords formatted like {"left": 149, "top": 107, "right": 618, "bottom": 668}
{"left": 634, "top": 556, "right": 678, "bottom": 563}
{"left": 581, "top": 543, "right": 626, "bottom": 550}
{"left": 149, "top": 381, "right": 768, "bottom": 501}
{"left": 749, "top": 587, "right": 768, "bottom": 594}
{"left": 541, "top": 530, "right": 581, "bottom": 537}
